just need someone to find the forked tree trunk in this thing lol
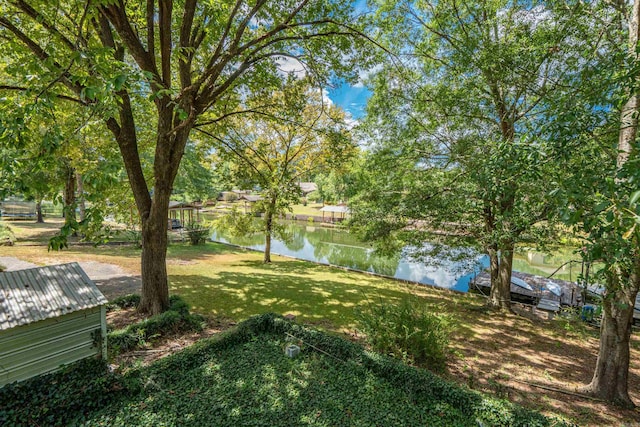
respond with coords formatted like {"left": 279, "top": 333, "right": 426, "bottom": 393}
{"left": 583, "top": 270, "right": 639, "bottom": 408}
{"left": 107, "top": 91, "right": 192, "bottom": 315}
{"left": 488, "top": 242, "right": 514, "bottom": 312}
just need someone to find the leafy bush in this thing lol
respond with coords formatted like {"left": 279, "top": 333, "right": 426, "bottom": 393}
{"left": 0, "top": 224, "right": 15, "bottom": 246}
{"left": 184, "top": 221, "right": 210, "bottom": 245}
{"left": 107, "top": 294, "right": 141, "bottom": 311}
{"left": 356, "top": 297, "right": 451, "bottom": 372}
{"left": 107, "top": 295, "right": 204, "bottom": 355}
{"left": 124, "top": 229, "right": 142, "bottom": 248}
{"left": 306, "top": 190, "right": 322, "bottom": 203}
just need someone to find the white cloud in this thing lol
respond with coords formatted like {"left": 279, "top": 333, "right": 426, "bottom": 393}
{"left": 275, "top": 56, "right": 307, "bottom": 78}
{"left": 356, "top": 63, "right": 383, "bottom": 87}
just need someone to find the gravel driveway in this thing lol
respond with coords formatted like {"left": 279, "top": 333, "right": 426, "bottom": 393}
{"left": 0, "top": 256, "right": 141, "bottom": 300}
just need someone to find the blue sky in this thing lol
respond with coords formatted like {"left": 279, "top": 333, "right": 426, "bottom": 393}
{"left": 328, "top": 82, "right": 371, "bottom": 120}
{"left": 326, "top": 0, "right": 372, "bottom": 120}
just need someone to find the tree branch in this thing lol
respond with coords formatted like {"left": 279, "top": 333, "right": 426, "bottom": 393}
{"left": 146, "top": 0, "right": 156, "bottom": 69}
{"left": 179, "top": 0, "right": 197, "bottom": 88}
{"left": 99, "top": 2, "right": 162, "bottom": 88}
{"left": 13, "top": 0, "right": 77, "bottom": 51}
{"left": 0, "top": 85, "right": 87, "bottom": 105}
{"left": 159, "top": 0, "right": 172, "bottom": 87}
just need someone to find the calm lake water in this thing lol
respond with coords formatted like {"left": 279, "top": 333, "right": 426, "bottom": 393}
{"left": 211, "top": 221, "right": 583, "bottom": 293}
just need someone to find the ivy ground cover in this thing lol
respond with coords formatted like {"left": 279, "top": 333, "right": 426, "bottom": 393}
{"left": 0, "top": 314, "right": 567, "bottom": 427}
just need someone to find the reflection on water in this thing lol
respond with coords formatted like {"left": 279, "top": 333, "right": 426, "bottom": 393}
{"left": 512, "top": 247, "right": 585, "bottom": 282}
{"left": 211, "top": 221, "right": 584, "bottom": 293}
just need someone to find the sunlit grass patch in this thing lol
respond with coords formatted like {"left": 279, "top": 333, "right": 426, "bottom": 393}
{"left": 167, "top": 243, "right": 480, "bottom": 331}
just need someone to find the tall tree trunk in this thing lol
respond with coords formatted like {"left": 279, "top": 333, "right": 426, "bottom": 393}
{"left": 264, "top": 195, "right": 277, "bottom": 263}
{"left": 486, "top": 243, "right": 499, "bottom": 293}
{"left": 583, "top": 268, "right": 639, "bottom": 408}
{"left": 35, "top": 199, "right": 44, "bottom": 223}
{"left": 264, "top": 227, "right": 272, "bottom": 263}
{"left": 584, "top": 0, "right": 640, "bottom": 406}
{"left": 76, "top": 173, "right": 86, "bottom": 222}
{"left": 138, "top": 189, "right": 171, "bottom": 314}
{"left": 135, "top": 107, "right": 191, "bottom": 313}
{"left": 488, "top": 242, "right": 514, "bottom": 311}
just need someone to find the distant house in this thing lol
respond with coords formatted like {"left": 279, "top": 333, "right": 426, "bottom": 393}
{"left": 298, "top": 182, "right": 318, "bottom": 196}
{"left": 239, "top": 194, "right": 262, "bottom": 203}
{"left": 218, "top": 190, "right": 251, "bottom": 202}
{"left": 0, "top": 263, "right": 108, "bottom": 387}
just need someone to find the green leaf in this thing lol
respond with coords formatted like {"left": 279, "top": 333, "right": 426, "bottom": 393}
{"left": 113, "top": 74, "right": 126, "bottom": 91}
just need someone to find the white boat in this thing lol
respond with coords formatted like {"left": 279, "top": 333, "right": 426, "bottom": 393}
{"left": 511, "top": 276, "right": 534, "bottom": 291}
{"left": 545, "top": 281, "right": 562, "bottom": 297}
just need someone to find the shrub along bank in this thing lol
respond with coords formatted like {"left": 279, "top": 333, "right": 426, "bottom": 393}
{"left": 0, "top": 313, "right": 573, "bottom": 427}
{"left": 107, "top": 294, "right": 204, "bottom": 356}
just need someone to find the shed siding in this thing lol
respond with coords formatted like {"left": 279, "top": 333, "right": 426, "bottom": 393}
{"left": 0, "top": 307, "right": 102, "bottom": 387}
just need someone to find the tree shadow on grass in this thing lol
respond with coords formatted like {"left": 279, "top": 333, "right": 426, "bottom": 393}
{"left": 234, "top": 258, "right": 330, "bottom": 276}
{"left": 170, "top": 264, "right": 465, "bottom": 330}
{"left": 167, "top": 256, "right": 640, "bottom": 425}
{"left": 11, "top": 226, "right": 62, "bottom": 244}
{"left": 448, "top": 309, "right": 640, "bottom": 425}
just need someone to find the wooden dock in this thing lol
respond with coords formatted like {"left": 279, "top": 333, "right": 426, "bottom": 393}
{"left": 470, "top": 271, "right": 583, "bottom": 309}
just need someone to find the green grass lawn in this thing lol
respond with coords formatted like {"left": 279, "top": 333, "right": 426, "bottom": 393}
{"left": 167, "top": 243, "right": 478, "bottom": 330}
{"left": 1, "top": 223, "right": 637, "bottom": 425}
{"left": 0, "top": 315, "right": 566, "bottom": 427}
{"left": 289, "top": 203, "right": 325, "bottom": 217}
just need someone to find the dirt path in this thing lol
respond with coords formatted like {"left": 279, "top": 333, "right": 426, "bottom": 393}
{"left": 0, "top": 256, "right": 140, "bottom": 300}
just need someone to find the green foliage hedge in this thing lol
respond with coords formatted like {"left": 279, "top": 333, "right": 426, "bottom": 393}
{"left": 0, "top": 313, "right": 574, "bottom": 427}
{"left": 184, "top": 222, "right": 210, "bottom": 245}
{"left": 356, "top": 297, "right": 451, "bottom": 372}
{"left": 107, "top": 295, "right": 204, "bottom": 356}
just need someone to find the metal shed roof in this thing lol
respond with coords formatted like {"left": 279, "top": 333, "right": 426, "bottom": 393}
{"left": 239, "top": 194, "right": 262, "bottom": 202}
{"left": 0, "top": 263, "right": 108, "bottom": 331}
{"left": 320, "top": 205, "right": 350, "bottom": 213}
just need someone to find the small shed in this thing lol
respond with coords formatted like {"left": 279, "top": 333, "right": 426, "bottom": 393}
{"left": 0, "top": 263, "right": 108, "bottom": 387}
